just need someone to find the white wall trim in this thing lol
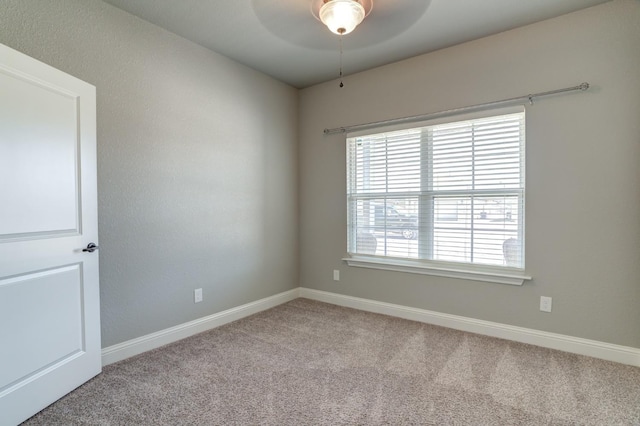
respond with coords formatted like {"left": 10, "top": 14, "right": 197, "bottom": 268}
{"left": 299, "top": 288, "right": 640, "bottom": 367}
{"left": 343, "top": 256, "right": 531, "bottom": 286}
{"left": 101, "top": 288, "right": 299, "bottom": 366}
{"left": 342, "top": 255, "right": 531, "bottom": 285}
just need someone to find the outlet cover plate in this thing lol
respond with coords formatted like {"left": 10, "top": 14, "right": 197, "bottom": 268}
{"left": 540, "top": 296, "right": 552, "bottom": 312}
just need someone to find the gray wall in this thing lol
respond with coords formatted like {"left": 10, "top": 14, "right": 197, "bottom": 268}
{"left": 0, "top": 0, "right": 299, "bottom": 347}
{"left": 299, "top": 0, "right": 640, "bottom": 348}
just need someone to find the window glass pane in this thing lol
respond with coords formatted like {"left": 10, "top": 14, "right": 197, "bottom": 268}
{"left": 350, "top": 198, "right": 419, "bottom": 258}
{"left": 386, "top": 136, "right": 421, "bottom": 192}
{"left": 433, "top": 228, "right": 472, "bottom": 263}
{"left": 351, "top": 130, "right": 421, "bottom": 194}
{"left": 473, "top": 115, "right": 523, "bottom": 190}
{"left": 473, "top": 195, "right": 520, "bottom": 266}
{"left": 433, "top": 197, "right": 469, "bottom": 262}
{"left": 432, "top": 123, "right": 473, "bottom": 191}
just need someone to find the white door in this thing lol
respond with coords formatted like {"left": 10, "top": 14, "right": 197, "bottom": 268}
{"left": 0, "top": 43, "right": 100, "bottom": 425}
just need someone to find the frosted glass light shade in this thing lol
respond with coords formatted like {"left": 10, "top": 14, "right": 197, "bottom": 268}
{"left": 319, "top": 0, "right": 366, "bottom": 35}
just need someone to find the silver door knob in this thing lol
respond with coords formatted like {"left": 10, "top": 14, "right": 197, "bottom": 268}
{"left": 82, "top": 243, "right": 99, "bottom": 253}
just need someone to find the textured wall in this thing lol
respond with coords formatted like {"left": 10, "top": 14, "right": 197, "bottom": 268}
{"left": 0, "top": 0, "right": 298, "bottom": 347}
{"left": 299, "top": 0, "right": 640, "bottom": 348}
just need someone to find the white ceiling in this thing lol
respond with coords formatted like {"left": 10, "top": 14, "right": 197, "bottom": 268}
{"left": 102, "top": 0, "right": 611, "bottom": 89}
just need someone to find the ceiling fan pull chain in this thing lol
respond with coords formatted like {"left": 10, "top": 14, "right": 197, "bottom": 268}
{"left": 339, "top": 32, "right": 344, "bottom": 88}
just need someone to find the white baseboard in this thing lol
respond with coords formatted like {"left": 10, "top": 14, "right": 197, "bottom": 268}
{"left": 299, "top": 288, "right": 640, "bottom": 367}
{"left": 101, "top": 288, "right": 299, "bottom": 366}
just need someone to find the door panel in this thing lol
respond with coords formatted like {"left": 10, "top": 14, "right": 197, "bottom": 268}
{"left": 0, "top": 66, "right": 80, "bottom": 239}
{"left": 0, "top": 265, "right": 84, "bottom": 389}
{"left": 0, "top": 43, "right": 100, "bottom": 426}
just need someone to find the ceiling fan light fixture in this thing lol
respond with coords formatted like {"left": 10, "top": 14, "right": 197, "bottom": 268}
{"left": 319, "top": 0, "right": 366, "bottom": 35}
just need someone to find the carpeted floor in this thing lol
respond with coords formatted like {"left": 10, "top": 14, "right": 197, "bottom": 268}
{"left": 24, "top": 298, "right": 640, "bottom": 425}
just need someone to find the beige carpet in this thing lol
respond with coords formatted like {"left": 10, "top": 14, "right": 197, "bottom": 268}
{"left": 24, "top": 298, "right": 640, "bottom": 425}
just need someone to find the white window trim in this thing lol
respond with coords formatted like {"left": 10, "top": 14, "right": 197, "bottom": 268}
{"left": 343, "top": 256, "right": 531, "bottom": 286}
{"left": 346, "top": 106, "right": 530, "bottom": 284}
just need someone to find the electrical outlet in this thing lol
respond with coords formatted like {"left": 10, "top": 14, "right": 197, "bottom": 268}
{"left": 540, "top": 296, "right": 552, "bottom": 313}
{"left": 194, "top": 288, "right": 203, "bottom": 303}
{"left": 333, "top": 270, "right": 340, "bottom": 281}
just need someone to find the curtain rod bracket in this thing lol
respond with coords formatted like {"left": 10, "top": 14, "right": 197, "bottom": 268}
{"left": 324, "top": 127, "right": 347, "bottom": 135}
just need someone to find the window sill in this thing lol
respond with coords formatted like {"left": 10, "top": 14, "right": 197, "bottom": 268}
{"left": 342, "top": 256, "right": 532, "bottom": 286}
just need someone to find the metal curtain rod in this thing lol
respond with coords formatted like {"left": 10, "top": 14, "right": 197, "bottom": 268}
{"left": 323, "top": 82, "right": 590, "bottom": 135}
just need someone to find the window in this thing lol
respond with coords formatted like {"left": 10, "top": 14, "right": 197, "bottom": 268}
{"left": 346, "top": 108, "right": 527, "bottom": 284}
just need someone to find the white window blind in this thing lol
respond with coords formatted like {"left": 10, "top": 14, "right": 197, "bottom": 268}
{"left": 347, "top": 110, "right": 525, "bottom": 270}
